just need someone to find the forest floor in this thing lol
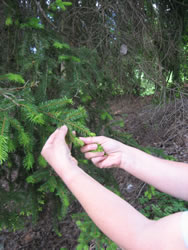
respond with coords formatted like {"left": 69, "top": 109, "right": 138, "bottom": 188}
{"left": 109, "top": 95, "right": 188, "bottom": 207}
{"left": 1, "top": 95, "right": 188, "bottom": 250}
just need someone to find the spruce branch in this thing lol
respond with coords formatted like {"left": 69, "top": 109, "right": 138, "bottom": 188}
{"left": 64, "top": 106, "right": 87, "bottom": 122}
{"left": 65, "top": 121, "right": 91, "bottom": 137}
{"left": 21, "top": 104, "right": 45, "bottom": 125}
{"left": 23, "top": 152, "right": 34, "bottom": 170}
{"left": 1, "top": 117, "right": 7, "bottom": 136}
{"left": 0, "top": 117, "right": 9, "bottom": 163}
{"left": 26, "top": 169, "right": 50, "bottom": 184}
{"left": 9, "top": 118, "right": 31, "bottom": 149}
{"left": 2, "top": 94, "right": 20, "bottom": 107}
{"left": 38, "top": 175, "right": 57, "bottom": 193}
{"left": 39, "top": 98, "right": 73, "bottom": 111}
{"left": 0, "top": 135, "right": 8, "bottom": 164}
{"left": 18, "top": 131, "right": 30, "bottom": 148}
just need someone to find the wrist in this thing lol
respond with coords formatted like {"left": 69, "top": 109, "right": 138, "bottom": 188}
{"left": 119, "top": 145, "right": 139, "bottom": 170}
{"left": 52, "top": 162, "right": 84, "bottom": 184}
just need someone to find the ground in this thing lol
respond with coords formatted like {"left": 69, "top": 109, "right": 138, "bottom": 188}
{"left": 1, "top": 95, "right": 188, "bottom": 250}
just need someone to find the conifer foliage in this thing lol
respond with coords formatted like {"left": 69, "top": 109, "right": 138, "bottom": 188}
{"left": 1, "top": 0, "right": 187, "bottom": 248}
{"left": 0, "top": 1, "right": 112, "bottom": 240}
{"left": 0, "top": 73, "right": 94, "bottom": 231}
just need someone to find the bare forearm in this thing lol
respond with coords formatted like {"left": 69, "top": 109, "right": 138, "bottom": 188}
{"left": 121, "top": 147, "right": 188, "bottom": 200}
{"left": 55, "top": 163, "right": 187, "bottom": 250}
{"left": 41, "top": 126, "right": 188, "bottom": 250}
{"left": 60, "top": 165, "right": 151, "bottom": 249}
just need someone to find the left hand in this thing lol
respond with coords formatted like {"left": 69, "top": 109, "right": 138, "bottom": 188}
{"left": 41, "top": 125, "right": 78, "bottom": 172}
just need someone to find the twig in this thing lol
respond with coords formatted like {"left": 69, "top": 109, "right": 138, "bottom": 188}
{"left": 136, "top": 183, "right": 146, "bottom": 199}
{"left": 3, "top": 94, "right": 20, "bottom": 106}
{"left": 33, "top": 0, "right": 57, "bottom": 30}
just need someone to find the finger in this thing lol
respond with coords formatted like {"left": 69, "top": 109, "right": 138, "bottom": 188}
{"left": 79, "top": 136, "right": 106, "bottom": 145}
{"left": 84, "top": 151, "right": 104, "bottom": 160}
{"left": 81, "top": 143, "right": 98, "bottom": 153}
{"left": 44, "top": 128, "right": 60, "bottom": 145}
{"left": 54, "top": 125, "right": 68, "bottom": 144}
{"left": 97, "top": 159, "right": 110, "bottom": 168}
{"left": 97, "top": 157, "right": 119, "bottom": 169}
{"left": 91, "top": 156, "right": 107, "bottom": 165}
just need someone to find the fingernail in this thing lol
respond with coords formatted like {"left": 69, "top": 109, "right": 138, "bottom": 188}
{"left": 91, "top": 144, "right": 97, "bottom": 150}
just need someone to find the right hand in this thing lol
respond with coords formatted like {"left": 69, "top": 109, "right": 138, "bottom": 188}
{"left": 80, "top": 136, "right": 128, "bottom": 169}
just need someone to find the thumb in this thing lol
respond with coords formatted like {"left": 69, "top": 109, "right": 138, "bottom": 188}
{"left": 55, "top": 125, "right": 68, "bottom": 143}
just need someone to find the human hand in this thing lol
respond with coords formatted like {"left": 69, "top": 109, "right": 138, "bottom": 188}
{"left": 41, "top": 125, "right": 78, "bottom": 173}
{"left": 80, "top": 136, "right": 128, "bottom": 169}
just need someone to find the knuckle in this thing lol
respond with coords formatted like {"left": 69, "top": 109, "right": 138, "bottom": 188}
{"left": 91, "top": 158, "right": 96, "bottom": 164}
{"left": 84, "top": 153, "right": 90, "bottom": 159}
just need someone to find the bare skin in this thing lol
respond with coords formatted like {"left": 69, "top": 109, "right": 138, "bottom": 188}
{"left": 80, "top": 136, "right": 188, "bottom": 201}
{"left": 41, "top": 125, "right": 188, "bottom": 250}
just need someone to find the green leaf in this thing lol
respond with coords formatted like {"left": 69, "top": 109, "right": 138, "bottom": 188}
{"left": 18, "top": 131, "right": 30, "bottom": 147}
{"left": 39, "top": 97, "right": 73, "bottom": 111}
{"left": 62, "top": 2, "right": 72, "bottom": 6}
{"left": 0, "top": 135, "right": 8, "bottom": 164}
{"left": 91, "top": 144, "right": 104, "bottom": 152}
{"left": 5, "top": 16, "right": 13, "bottom": 26}
{"left": 63, "top": 195, "right": 69, "bottom": 207}
{"left": 22, "top": 104, "right": 45, "bottom": 125}
{"left": 55, "top": 0, "right": 66, "bottom": 10}
{"left": 48, "top": 176, "right": 58, "bottom": 192}
{"left": 89, "top": 132, "right": 96, "bottom": 136}
{"left": 7, "top": 138, "right": 16, "bottom": 153}
{"left": 119, "top": 120, "right": 124, "bottom": 128}
{"left": 65, "top": 106, "right": 87, "bottom": 122}
{"left": 26, "top": 176, "right": 35, "bottom": 184}
{"left": 53, "top": 41, "right": 63, "bottom": 49}
{"left": 23, "top": 152, "right": 34, "bottom": 170}
{"left": 73, "top": 137, "right": 84, "bottom": 147}
{"left": 83, "top": 246, "right": 89, "bottom": 250}
{"left": 38, "top": 155, "right": 47, "bottom": 168}
{"left": 58, "top": 55, "right": 70, "bottom": 61}
{"left": 81, "top": 95, "right": 92, "bottom": 103}
{"left": 76, "top": 220, "right": 82, "bottom": 226}
{"left": 1, "top": 73, "right": 25, "bottom": 84}
{"left": 100, "top": 111, "right": 113, "bottom": 121}
{"left": 38, "top": 176, "right": 57, "bottom": 193}
{"left": 21, "top": 17, "right": 44, "bottom": 29}
{"left": 71, "top": 56, "right": 81, "bottom": 62}
{"left": 26, "top": 169, "right": 49, "bottom": 183}
{"left": 53, "top": 41, "right": 70, "bottom": 49}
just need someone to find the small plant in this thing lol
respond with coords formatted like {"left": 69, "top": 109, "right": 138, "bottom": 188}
{"left": 139, "top": 189, "right": 188, "bottom": 220}
{"left": 72, "top": 213, "right": 118, "bottom": 250}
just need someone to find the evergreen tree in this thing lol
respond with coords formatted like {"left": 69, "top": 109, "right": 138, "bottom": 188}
{"left": 0, "top": 1, "right": 118, "bottom": 241}
{"left": 0, "top": 0, "right": 187, "bottom": 248}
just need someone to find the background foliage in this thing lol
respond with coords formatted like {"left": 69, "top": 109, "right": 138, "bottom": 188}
{"left": 0, "top": 0, "right": 188, "bottom": 248}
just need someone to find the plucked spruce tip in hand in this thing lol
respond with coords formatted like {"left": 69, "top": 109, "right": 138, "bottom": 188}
{"left": 41, "top": 125, "right": 188, "bottom": 250}
{"left": 65, "top": 125, "right": 104, "bottom": 152}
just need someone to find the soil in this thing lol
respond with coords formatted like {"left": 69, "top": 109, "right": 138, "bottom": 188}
{"left": 1, "top": 95, "right": 188, "bottom": 250}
